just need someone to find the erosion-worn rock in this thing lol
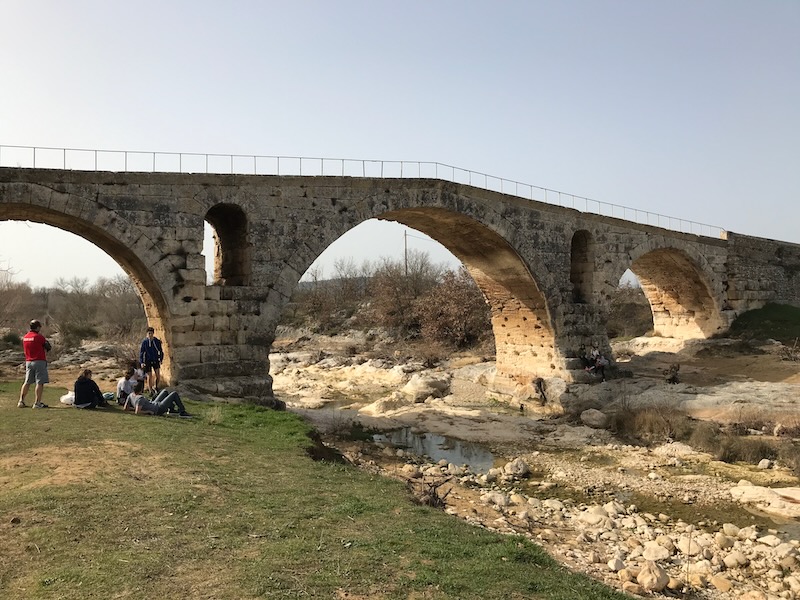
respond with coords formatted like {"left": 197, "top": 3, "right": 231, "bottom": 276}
{"left": 503, "top": 457, "right": 530, "bottom": 477}
{"left": 401, "top": 373, "right": 452, "bottom": 402}
{"left": 637, "top": 561, "right": 669, "bottom": 592}
{"left": 710, "top": 574, "right": 732, "bottom": 592}
{"left": 358, "top": 392, "right": 414, "bottom": 416}
{"left": 401, "top": 464, "right": 422, "bottom": 478}
{"left": 580, "top": 408, "right": 610, "bottom": 429}
{"left": 481, "top": 491, "right": 509, "bottom": 508}
{"left": 642, "top": 541, "right": 672, "bottom": 561}
{"left": 730, "top": 485, "right": 800, "bottom": 519}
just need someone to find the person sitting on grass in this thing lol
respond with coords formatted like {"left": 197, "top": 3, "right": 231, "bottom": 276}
{"left": 73, "top": 369, "right": 108, "bottom": 409}
{"left": 116, "top": 367, "right": 137, "bottom": 405}
{"left": 123, "top": 380, "right": 192, "bottom": 418}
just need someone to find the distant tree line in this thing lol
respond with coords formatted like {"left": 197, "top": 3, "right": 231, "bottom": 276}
{"left": 283, "top": 250, "right": 494, "bottom": 351}
{"left": 0, "top": 271, "right": 146, "bottom": 354}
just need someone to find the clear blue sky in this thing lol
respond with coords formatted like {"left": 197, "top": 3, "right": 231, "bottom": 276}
{"left": 1, "top": 1, "right": 798, "bottom": 287}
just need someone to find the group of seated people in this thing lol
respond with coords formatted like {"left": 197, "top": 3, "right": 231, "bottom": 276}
{"left": 72, "top": 360, "right": 191, "bottom": 417}
{"left": 579, "top": 344, "right": 610, "bottom": 382}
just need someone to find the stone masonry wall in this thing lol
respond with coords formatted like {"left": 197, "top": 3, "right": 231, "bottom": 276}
{"left": 725, "top": 232, "right": 800, "bottom": 312}
{"left": 1, "top": 167, "right": 797, "bottom": 399}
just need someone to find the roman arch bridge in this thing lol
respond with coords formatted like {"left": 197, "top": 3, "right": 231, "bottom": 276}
{"left": 1, "top": 162, "right": 799, "bottom": 399}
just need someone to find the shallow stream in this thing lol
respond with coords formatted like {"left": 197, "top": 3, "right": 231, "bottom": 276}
{"left": 372, "top": 427, "right": 497, "bottom": 473}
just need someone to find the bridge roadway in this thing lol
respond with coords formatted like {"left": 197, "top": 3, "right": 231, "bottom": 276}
{"left": 1, "top": 167, "right": 798, "bottom": 399}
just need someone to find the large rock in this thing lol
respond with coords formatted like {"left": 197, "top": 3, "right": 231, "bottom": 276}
{"left": 358, "top": 391, "right": 413, "bottom": 416}
{"left": 730, "top": 484, "right": 800, "bottom": 519}
{"left": 401, "top": 373, "right": 452, "bottom": 402}
{"left": 580, "top": 408, "right": 610, "bottom": 429}
{"left": 503, "top": 457, "right": 530, "bottom": 478}
{"left": 637, "top": 561, "right": 669, "bottom": 592}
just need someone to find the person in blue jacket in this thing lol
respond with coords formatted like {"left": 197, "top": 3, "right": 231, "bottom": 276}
{"left": 139, "top": 326, "right": 164, "bottom": 395}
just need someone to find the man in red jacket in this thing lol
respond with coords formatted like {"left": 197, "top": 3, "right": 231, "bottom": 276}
{"left": 18, "top": 320, "right": 52, "bottom": 409}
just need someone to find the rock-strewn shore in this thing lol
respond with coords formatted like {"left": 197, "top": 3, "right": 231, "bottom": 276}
{"left": 272, "top": 330, "right": 800, "bottom": 599}
{"left": 339, "top": 443, "right": 800, "bottom": 600}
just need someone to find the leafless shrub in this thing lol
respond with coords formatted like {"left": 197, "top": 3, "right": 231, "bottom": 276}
{"left": 729, "top": 405, "right": 773, "bottom": 435}
{"left": 407, "top": 476, "right": 452, "bottom": 509}
{"left": 414, "top": 267, "right": 491, "bottom": 349}
{"left": 412, "top": 340, "right": 448, "bottom": 368}
{"left": 365, "top": 250, "right": 443, "bottom": 337}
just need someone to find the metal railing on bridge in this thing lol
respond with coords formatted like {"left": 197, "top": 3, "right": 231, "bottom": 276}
{"left": 0, "top": 144, "right": 725, "bottom": 239}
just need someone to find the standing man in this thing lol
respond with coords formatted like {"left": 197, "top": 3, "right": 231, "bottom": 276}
{"left": 18, "top": 319, "right": 52, "bottom": 408}
{"left": 139, "top": 326, "right": 164, "bottom": 395}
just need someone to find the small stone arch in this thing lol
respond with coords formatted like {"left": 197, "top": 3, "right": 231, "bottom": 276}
{"left": 205, "top": 203, "right": 252, "bottom": 286}
{"left": 570, "top": 229, "right": 594, "bottom": 303}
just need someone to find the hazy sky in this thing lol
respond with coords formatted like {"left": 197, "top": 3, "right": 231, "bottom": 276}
{"left": 1, "top": 1, "right": 798, "bottom": 287}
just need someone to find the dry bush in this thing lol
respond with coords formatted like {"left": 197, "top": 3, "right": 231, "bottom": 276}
{"left": 411, "top": 340, "right": 448, "bottom": 368}
{"left": 715, "top": 437, "right": 778, "bottom": 464}
{"left": 778, "top": 443, "right": 800, "bottom": 477}
{"left": 0, "top": 277, "right": 42, "bottom": 331}
{"left": 414, "top": 267, "right": 492, "bottom": 349}
{"left": 205, "top": 405, "right": 224, "bottom": 426}
{"left": 607, "top": 400, "right": 694, "bottom": 444}
{"left": 775, "top": 419, "right": 800, "bottom": 438}
{"left": 727, "top": 405, "right": 776, "bottom": 435}
{"left": 91, "top": 275, "right": 146, "bottom": 337}
{"left": 688, "top": 421, "right": 723, "bottom": 453}
{"left": 364, "top": 251, "right": 444, "bottom": 338}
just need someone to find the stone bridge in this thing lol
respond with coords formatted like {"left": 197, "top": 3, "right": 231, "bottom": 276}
{"left": 1, "top": 167, "right": 799, "bottom": 399}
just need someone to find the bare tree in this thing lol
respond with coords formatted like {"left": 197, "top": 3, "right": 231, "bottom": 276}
{"left": 414, "top": 267, "right": 491, "bottom": 348}
{"left": 0, "top": 265, "right": 37, "bottom": 332}
{"left": 92, "top": 275, "right": 146, "bottom": 337}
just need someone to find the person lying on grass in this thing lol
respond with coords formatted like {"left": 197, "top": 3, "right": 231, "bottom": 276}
{"left": 122, "top": 380, "right": 192, "bottom": 418}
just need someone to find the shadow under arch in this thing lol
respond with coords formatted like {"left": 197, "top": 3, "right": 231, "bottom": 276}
{"left": 378, "top": 206, "right": 557, "bottom": 394}
{"left": 205, "top": 203, "right": 252, "bottom": 286}
{"left": 0, "top": 203, "right": 175, "bottom": 381}
{"left": 570, "top": 229, "right": 595, "bottom": 303}
{"left": 625, "top": 245, "right": 724, "bottom": 339}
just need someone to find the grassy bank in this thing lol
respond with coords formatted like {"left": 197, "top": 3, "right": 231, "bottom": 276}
{"left": 0, "top": 381, "right": 628, "bottom": 600}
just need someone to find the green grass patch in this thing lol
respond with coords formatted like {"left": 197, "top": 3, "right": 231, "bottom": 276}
{"left": 728, "top": 302, "right": 800, "bottom": 344}
{"left": 0, "top": 380, "right": 628, "bottom": 600}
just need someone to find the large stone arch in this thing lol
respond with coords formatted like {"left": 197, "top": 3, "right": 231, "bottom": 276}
{"left": 621, "top": 240, "right": 725, "bottom": 338}
{"left": 0, "top": 193, "right": 176, "bottom": 381}
{"left": 268, "top": 184, "right": 564, "bottom": 393}
{"left": 378, "top": 207, "right": 557, "bottom": 393}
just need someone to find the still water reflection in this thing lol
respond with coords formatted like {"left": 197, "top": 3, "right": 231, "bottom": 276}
{"left": 373, "top": 427, "right": 495, "bottom": 473}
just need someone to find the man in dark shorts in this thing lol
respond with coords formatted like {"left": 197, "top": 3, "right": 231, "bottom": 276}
{"left": 19, "top": 319, "right": 52, "bottom": 409}
{"left": 138, "top": 326, "right": 164, "bottom": 394}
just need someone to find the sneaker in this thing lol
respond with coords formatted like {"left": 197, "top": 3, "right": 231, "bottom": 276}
{"left": 178, "top": 412, "right": 192, "bottom": 418}
{"left": 32, "top": 402, "right": 48, "bottom": 409}
{"left": 17, "top": 400, "right": 27, "bottom": 408}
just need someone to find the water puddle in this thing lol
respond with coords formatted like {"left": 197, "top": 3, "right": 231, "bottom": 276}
{"left": 373, "top": 427, "right": 496, "bottom": 473}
